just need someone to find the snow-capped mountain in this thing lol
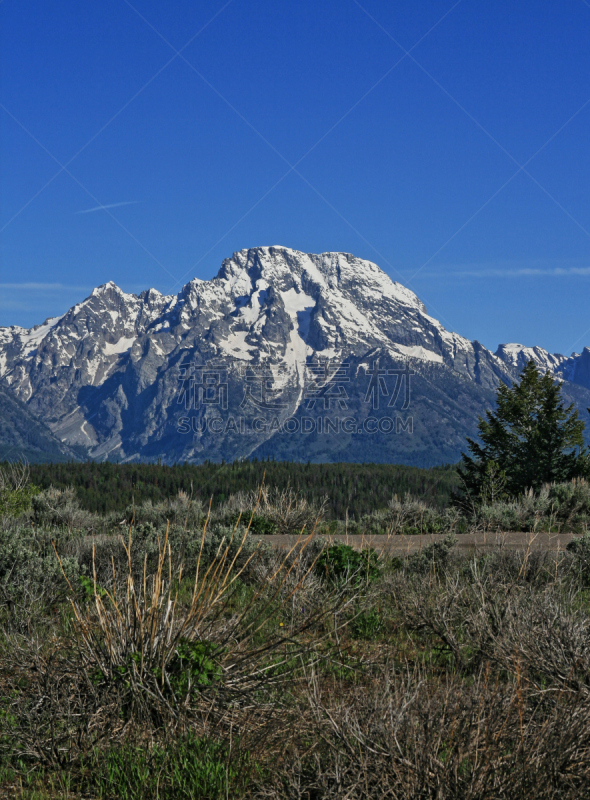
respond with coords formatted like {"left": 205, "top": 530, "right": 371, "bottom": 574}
{"left": 495, "top": 343, "right": 590, "bottom": 391}
{"left": 494, "top": 343, "right": 569, "bottom": 375}
{"left": 1, "top": 247, "right": 589, "bottom": 465}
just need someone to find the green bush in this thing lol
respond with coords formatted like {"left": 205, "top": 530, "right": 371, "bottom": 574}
{"left": 31, "top": 486, "right": 99, "bottom": 531}
{"left": 358, "top": 494, "right": 461, "bottom": 536}
{"left": 122, "top": 494, "right": 207, "bottom": 530}
{"left": 470, "top": 481, "right": 590, "bottom": 532}
{"left": 349, "top": 608, "right": 384, "bottom": 639}
{"left": 0, "top": 484, "right": 40, "bottom": 518}
{"left": 407, "top": 533, "right": 457, "bottom": 575}
{"left": 316, "top": 543, "right": 379, "bottom": 586}
{"left": 92, "top": 639, "right": 225, "bottom": 712}
{"left": 548, "top": 481, "right": 590, "bottom": 527}
{"left": 160, "top": 639, "right": 224, "bottom": 698}
{"left": 229, "top": 511, "right": 278, "bottom": 535}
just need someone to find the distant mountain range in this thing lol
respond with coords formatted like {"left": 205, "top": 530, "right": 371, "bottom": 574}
{"left": 1, "top": 246, "right": 589, "bottom": 466}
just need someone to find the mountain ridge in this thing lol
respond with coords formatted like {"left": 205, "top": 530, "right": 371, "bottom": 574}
{"left": 1, "top": 246, "right": 589, "bottom": 465}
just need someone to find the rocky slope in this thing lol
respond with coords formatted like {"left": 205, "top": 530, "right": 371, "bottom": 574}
{"left": 1, "top": 246, "right": 589, "bottom": 465}
{"left": 0, "top": 383, "right": 81, "bottom": 462}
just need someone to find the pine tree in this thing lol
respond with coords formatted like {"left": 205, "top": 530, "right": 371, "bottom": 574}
{"left": 458, "top": 360, "right": 588, "bottom": 501}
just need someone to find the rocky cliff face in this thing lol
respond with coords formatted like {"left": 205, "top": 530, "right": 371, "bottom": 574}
{"left": 1, "top": 246, "right": 589, "bottom": 465}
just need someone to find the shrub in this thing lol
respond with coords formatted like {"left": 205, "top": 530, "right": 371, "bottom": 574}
{"left": 0, "top": 462, "right": 40, "bottom": 518}
{"left": 0, "top": 484, "right": 39, "bottom": 517}
{"left": 468, "top": 480, "right": 590, "bottom": 532}
{"left": 316, "top": 543, "right": 379, "bottom": 586}
{"left": 56, "top": 521, "right": 341, "bottom": 734}
{"left": 566, "top": 532, "right": 590, "bottom": 586}
{"left": 218, "top": 487, "right": 326, "bottom": 535}
{"left": 356, "top": 493, "right": 462, "bottom": 536}
{"left": 31, "top": 486, "right": 98, "bottom": 531}
{"left": 548, "top": 480, "right": 590, "bottom": 528}
{"left": 122, "top": 492, "right": 207, "bottom": 530}
{"left": 407, "top": 532, "right": 457, "bottom": 575}
{"left": 229, "top": 511, "right": 278, "bottom": 535}
{"left": 257, "top": 664, "right": 590, "bottom": 799}
{"left": 0, "top": 517, "right": 80, "bottom": 627}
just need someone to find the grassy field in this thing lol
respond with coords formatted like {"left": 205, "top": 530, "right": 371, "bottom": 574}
{"left": 2, "top": 471, "right": 590, "bottom": 798}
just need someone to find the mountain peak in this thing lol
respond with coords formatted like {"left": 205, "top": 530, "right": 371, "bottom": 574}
{"left": 213, "top": 246, "right": 426, "bottom": 314}
{"left": 92, "top": 280, "right": 117, "bottom": 292}
{"left": 3, "top": 245, "right": 590, "bottom": 465}
{"left": 91, "top": 280, "right": 130, "bottom": 299}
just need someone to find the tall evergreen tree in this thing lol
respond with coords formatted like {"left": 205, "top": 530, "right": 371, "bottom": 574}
{"left": 458, "top": 360, "right": 588, "bottom": 501}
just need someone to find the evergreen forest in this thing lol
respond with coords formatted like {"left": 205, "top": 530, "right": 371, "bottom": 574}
{"left": 23, "top": 459, "right": 459, "bottom": 518}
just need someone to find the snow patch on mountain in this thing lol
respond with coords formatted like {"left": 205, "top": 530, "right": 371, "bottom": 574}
{"left": 280, "top": 287, "right": 315, "bottom": 318}
{"left": 394, "top": 344, "right": 444, "bottom": 363}
{"left": 220, "top": 330, "right": 254, "bottom": 360}
{"left": 280, "top": 287, "right": 315, "bottom": 379}
{"left": 18, "top": 315, "right": 65, "bottom": 356}
{"left": 103, "top": 336, "right": 135, "bottom": 356}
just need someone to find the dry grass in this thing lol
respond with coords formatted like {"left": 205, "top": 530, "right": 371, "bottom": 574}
{"left": 250, "top": 551, "right": 590, "bottom": 798}
{"left": 0, "top": 504, "right": 350, "bottom": 774}
{"left": 2, "top": 491, "right": 590, "bottom": 798}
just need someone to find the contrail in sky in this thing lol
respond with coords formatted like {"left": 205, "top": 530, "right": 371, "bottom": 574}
{"left": 76, "top": 201, "right": 139, "bottom": 214}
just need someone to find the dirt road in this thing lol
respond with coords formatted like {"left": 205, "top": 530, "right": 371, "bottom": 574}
{"left": 255, "top": 530, "right": 578, "bottom": 555}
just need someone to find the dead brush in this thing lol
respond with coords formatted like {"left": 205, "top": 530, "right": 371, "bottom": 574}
{"left": 254, "top": 663, "right": 590, "bottom": 799}
{"left": 54, "top": 503, "right": 346, "bottom": 736}
{"left": 223, "top": 486, "right": 328, "bottom": 535}
{"left": 0, "top": 632, "right": 124, "bottom": 766}
{"left": 0, "top": 459, "right": 30, "bottom": 493}
{"left": 259, "top": 486, "right": 328, "bottom": 535}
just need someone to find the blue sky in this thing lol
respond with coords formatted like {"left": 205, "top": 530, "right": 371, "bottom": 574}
{"left": 2, "top": 0, "right": 590, "bottom": 356}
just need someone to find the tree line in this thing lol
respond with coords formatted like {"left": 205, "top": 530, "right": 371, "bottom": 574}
{"left": 13, "top": 361, "right": 585, "bottom": 519}
{"left": 20, "top": 459, "right": 459, "bottom": 519}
